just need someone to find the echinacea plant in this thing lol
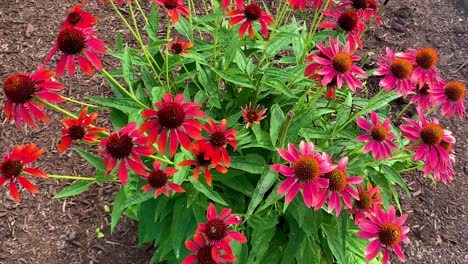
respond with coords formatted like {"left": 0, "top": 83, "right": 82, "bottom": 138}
{"left": 1, "top": 0, "right": 466, "bottom": 263}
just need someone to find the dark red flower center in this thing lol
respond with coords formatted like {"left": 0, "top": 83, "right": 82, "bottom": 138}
{"left": 3, "top": 74, "right": 37, "bottom": 104}
{"left": 337, "top": 10, "right": 359, "bottom": 32}
{"left": 0, "top": 159, "right": 23, "bottom": 179}
{"left": 244, "top": 3, "right": 261, "bottom": 21}
{"left": 371, "top": 125, "right": 388, "bottom": 142}
{"left": 331, "top": 52, "right": 352, "bottom": 74}
{"left": 157, "top": 102, "right": 186, "bottom": 129}
{"left": 378, "top": 222, "right": 402, "bottom": 247}
{"left": 68, "top": 125, "right": 86, "bottom": 140}
{"left": 203, "top": 218, "right": 228, "bottom": 242}
{"left": 196, "top": 151, "right": 212, "bottom": 167}
{"left": 293, "top": 155, "right": 320, "bottom": 183}
{"left": 351, "top": 0, "right": 368, "bottom": 10}
{"left": 440, "top": 140, "right": 453, "bottom": 152}
{"left": 197, "top": 245, "right": 216, "bottom": 264}
{"left": 105, "top": 134, "right": 134, "bottom": 159}
{"left": 57, "top": 27, "right": 86, "bottom": 55}
{"left": 209, "top": 132, "right": 227, "bottom": 148}
{"left": 420, "top": 123, "right": 444, "bottom": 146}
{"left": 147, "top": 169, "right": 168, "bottom": 189}
{"left": 163, "top": 0, "right": 178, "bottom": 9}
{"left": 415, "top": 47, "right": 438, "bottom": 70}
{"left": 417, "top": 83, "right": 431, "bottom": 96}
{"left": 390, "top": 58, "right": 413, "bottom": 79}
{"left": 66, "top": 11, "right": 82, "bottom": 25}
{"left": 322, "top": 168, "right": 347, "bottom": 192}
{"left": 444, "top": 81, "right": 465, "bottom": 102}
{"left": 354, "top": 191, "right": 372, "bottom": 210}
{"left": 170, "top": 43, "right": 183, "bottom": 54}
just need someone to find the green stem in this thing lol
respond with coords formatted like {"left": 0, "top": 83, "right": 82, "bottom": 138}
{"left": 101, "top": 68, "right": 149, "bottom": 109}
{"left": 61, "top": 96, "right": 103, "bottom": 109}
{"left": 47, "top": 174, "right": 120, "bottom": 183}
{"left": 399, "top": 166, "right": 420, "bottom": 173}
{"left": 36, "top": 97, "right": 78, "bottom": 119}
{"left": 424, "top": 105, "right": 438, "bottom": 117}
{"left": 134, "top": 0, "right": 149, "bottom": 25}
{"left": 165, "top": 17, "right": 172, "bottom": 93}
{"left": 396, "top": 101, "right": 412, "bottom": 118}
{"left": 149, "top": 155, "right": 174, "bottom": 165}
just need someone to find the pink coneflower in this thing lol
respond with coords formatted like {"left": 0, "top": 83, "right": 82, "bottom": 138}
{"left": 62, "top": 4, "right": 97, "bottom": 28}
{"left": 319, "top": 9, "right": 365, "bottom": 50}
{"left": 2, "top": 68, "right": 65, "bottom": 131}
{"left": 337, "top": 0, "right": 380, "bottom": 24}
{"left": 198, "top": 119, "right": 237, "bottom": 167}
{"left": 357, "top": 206, "right": 410, "bottom": 264}
{"left": 374, "top": 47, "right": 414, "bottom": 99}
{"left": 195, "top": 203, "right": 247, "bottom": 258}
{"left": 287, "top": 0, "right": 309, "bottom": 10}
{"left": 183, "top": 233, "right": 236, "bottom": 264}
{"left": 140, "top": 93, "right": 205, "bottom": 158}
{"left": 400, "top": 109, "right": 455, "bottom": 165}
{"left": 431, "top": 80, "right": 466, "bottom": 119}
{"left": 227, "top": 0, "right": 274, "bottom": 38}
{"left": 167, "top": 36, "right": 193, "bottom": 54}
{"left": 44, "top": 26, "right": 107, "bottom": 78}
{"left": 0, "top": 144, "right": 47, "bottom": 203}
{"left": 178, "top": 142, "right": 227, "bottom": 186}
{"left": 355, "top": 111, "right": 398, "bottom": 160}
{"left": 314, "top": 154, "right": 363, "bottom": 216}
{"left": 304, "top": 50, "right": 329, "bottom": 80}
{"left": 410, "top": 81, "right": 433, "bottom": 112}
{"left": 58, "top": 107, "right": 107, "bottom": 152}
{"left": 313, "top": 36, "right": 367, "bottom": 92}
{"left": 241, "top": 102, "right": 267, "bottom": 129}
{"left": 98, "top": 122, "right": 156, "bottom": 186}
{"left": 270, "top": 141, "right": 336, "bottom": 208}
{"left": 349, "top": 182, "right": 382, "bottom": 224}
{"left": 153, "top": 0, "right": 190, "bottom": 24}
{"left": 422, "top": 139, "right": 456, "bottom": 184}
{"left": 397, "top": 47, "right": 442, "bottom": 88}
{"left": 141, "top": 161, "right": 184, "bottom": 198}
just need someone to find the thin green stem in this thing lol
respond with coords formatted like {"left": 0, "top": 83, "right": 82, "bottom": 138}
{"left": 165, "top": 17, "right": 172, "bottom": 93}
{"left": 134, "top": 0, "right": 149, "bottom": 25}
{"left": 148, "top": 155, "right": 174, "bottom": 165}
{"left": 101, "top": 69, "right": 149, "bottom": 109}
{"left": 47, "top": 174, "right": 120, "bottom": 183}
{"left": 36, "top": 97, "right": 78, "bottom": 119}
{"left": 396, "top": 101, "right": 412, "bottom": 118}
{"left": 61, "top": 96, "right": 103, "bottom": 109}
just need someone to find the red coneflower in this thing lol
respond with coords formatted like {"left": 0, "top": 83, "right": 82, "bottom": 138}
{"left": 198, "top": 119, "right": 237, "bottom": 167}
{"left": 195, "top": 203, "right": 247, "bottom": 259}
{"left": 221, "top": 0, "right": 233, "bottom": 11}
{"left": 349, "top": 182, "right": 382, "bottom": 224}
{"left": 140, "top": 93, "right": 205, "bottom": 157}
{"left": 44, "top": 26, "right": 107, "bottom": 78}
{"left": 98, "top": 122, "right": 156, "bottom": 186}
{"left": 62, "top": 4, "right": 97, "bottom": 29}
{"left": 319, "top": 9, "right": 365, "bottom": 50}
{"left": 2, "top": 68, "right": 65, "bottom": 131}
{"left": 227, "top": 0, "right": 274, "bottom": 38}
{"left": 241, "top": 102, "right": 267, "bottom": 129}
{"left": 431, "top": 80, "right": 466, "bottom": 119}
{"left": 141, "top": 161, "right": 184, "bottom": 198}
{"left": 0, "top": 144, "right": 47, "bottom": 203}
{"left": 183, "top": 233, "right": 236, "bottom": 264}
{"left": 153, "top": 0, "right": 190, "bottom": 24}
{"left": 168, "top": 36, "right": 193, "bottom": 54}
{"left": 178, "top": 142, "right": 227, "bottom": 186}
{"left": 58, "top": 107, "right": 107, "bottom": 152}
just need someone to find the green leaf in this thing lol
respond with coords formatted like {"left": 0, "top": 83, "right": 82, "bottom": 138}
{"left": 74, "top": 148, "right": 105, "bottom": 171}
{"left": 263, "top": 79, "right": 298, "bottom": 98}
{"left": 322, "top": 214, "right": 347, "bottom": 264}
{"left": 111, "top": 188, "right": 127, "bottom": 233}
{"left": 212, "top": 68, "right": 254, "bottom": 88}
{"left": 382, "top": 165, "right": 410, "bottom": 195}
{"left": 230, "top": 154, "right": 266, "bottom": 174}
{"left": 174, "top": 16, "right": 190, "bottom": 38}
{"left": 53, "top": 181, "right": 95, "bottom": 198}
{"left": 124, "top": 191, "right": 154, "bottom": 207}
{"left": 110, "top": 108, "right": 128, "bottom": 131}
{"left": 247, "top": 214, "right": 278, "bottom": 263}
{"left": 87, "top": 96, "right": 142, "bottom": 112}
{"left": 189, "top": 177, "right": 228, "bottom": 206}
{"left": 146, "top": 4, "right": 159, "bottom": 41}
{"left": 270, "top": 104, "right": 285, "bottom": 145}
{"left": 115, "top": 32, "right": 123, "bottom": 51}
{"left": 246, "top": 169, "right": 278, "bottom": 218}
{"left": 122, "top": 45, "right": 135, "bottom": 88}
{"left": 281, "top": 218, "right": 306, "bottom": 264}
{"left": 171, "top": 196, "right": 195, "bottom": 259}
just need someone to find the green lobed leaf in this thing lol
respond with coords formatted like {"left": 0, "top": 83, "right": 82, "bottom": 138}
{"left": 53, "top": 181, "right": 95, "bottom": 198}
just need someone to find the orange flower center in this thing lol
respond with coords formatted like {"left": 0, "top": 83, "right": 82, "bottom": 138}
{"left": 244, "top": 3, "right": 261, "bottom": 21}
{"left": 322, "top": 168, "right": 347, "bottom": 192}
{"left": 157, "top": 102, "right": 186, "bottom": 129}
{"left": 420, "top": 123, "right": 444, "bottom": 146}
{"left": 331, "top": 52, "right": 352, "bottom": 74}
{"left": 0, "top": 159, "right": 23, "bottom": 179}
{"left": 57, "top": 27, "right": 86, "bottom": 55}
{"left": 66, "top": 11, "right": 82, "bottom": 25}
{"left": 390, "top": 58, "right": 413, "bottom": 79}
{"left": 440, "top": 140, "right": 453, "bottom": 152}
{"left": 197, "top": 245, "right": 216, "bottom": 264}
{"left": 415, "top": 47, "right": 438, "bottom": 70}
{"left": 163, "top": 0, "right": 178, "bottom": 9}
{"left": 378, "top": 222, "right": 402, "bottom": 247}
{"left": 203, "top": 218, "right": 227, "bottom": 242}
{"left": 337, "top": 10, "right": 358, "bottom": 32}
{"left": 3, "top": 74, "right": 36, "bottom": 104}
{"left": 68, "top": 125, "right": 86, "bottom": 140}
{"left": 371, "top": 125, "right": 388, "bottom": 142}
{"left": 293, "top": 155, "right": 320, "bottom": 183}
{"left": 354, "top": 191, "right": 372, "bottom": 210}
{"left": 417, "top": 83, "right": 431, "bottom": 96}
{"left": 106, "top": 134, "right": 134, "bottom": 159}
{"left": 209, "top": 132, "right": 227, "bottom": 148}
{"left": 147, "top": 169, "right": 168, "bottom": 189}
{"left": 444, "top": 81, "right": 466, "bottom": 102}
{"left": 170, "top": 43, "right": 183, "bottom": 54}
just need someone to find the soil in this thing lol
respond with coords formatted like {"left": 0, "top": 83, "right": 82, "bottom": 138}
{"left": 0, "top": 0, "right": 467, "bottom": 264}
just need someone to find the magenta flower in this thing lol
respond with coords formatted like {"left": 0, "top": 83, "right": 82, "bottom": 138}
{"left": 421, "top": 140, "right": 456, "bottom": 184}
{"left": 357, "top": 206, "right": 410, "bottom": 264}
{"left": 141, "top": 161, "right": 184, "bottom": 198}
{"left": 355, "top": 111, "right": 398, "bottom": 160}
{"left": 313, "top": 37, "right": 367, "bottom": 92}
{"left": 431, "top": 80, "right": 466, "bottom": 119}
{"left": 314, "top": 154, "right": 363, "bottom": 216}
{"left": 397, "top": 47, "right": 442, "bottom": 89}
{"left": 410, "top": 81, "right": 433, "bottom": 112}
{"left": 270, "top": 141, "right": 336, "bottom": 208}
{"left": 319, "top": 9, "right": 365, "bottom": 50}
{"left": 183, "top": 233, "right": 235, "bottom": 264}
{"left": 349, "top": 182, "right": 382, "bottom": 224}
{"left": 374, "top": 47, "right": 414, "bottom": 98}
